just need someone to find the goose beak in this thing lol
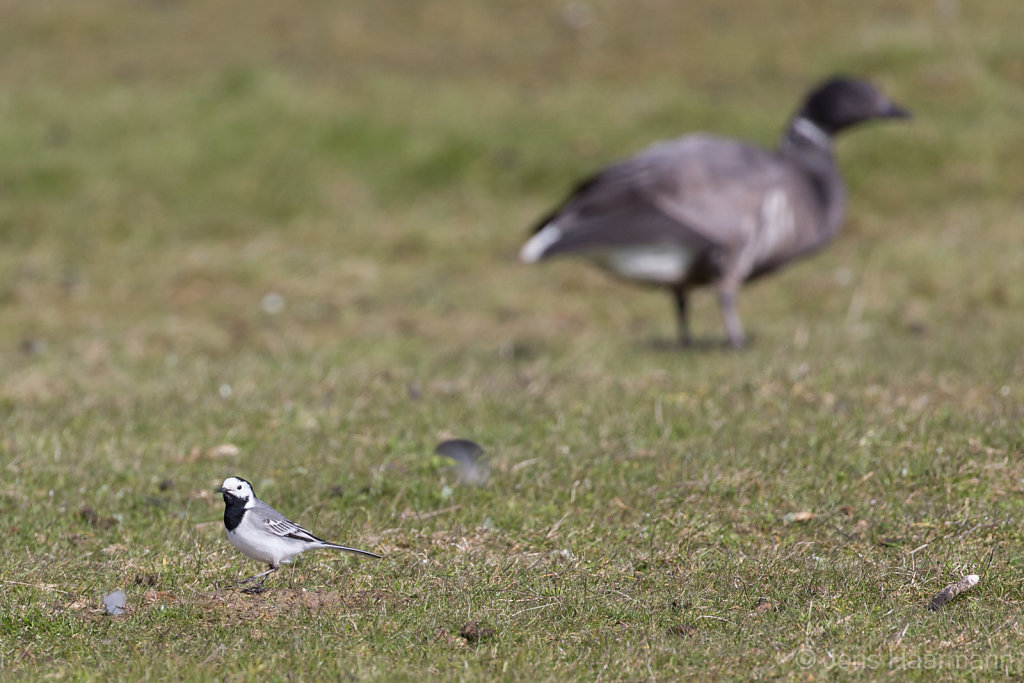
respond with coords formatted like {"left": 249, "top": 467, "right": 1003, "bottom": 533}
{"left": 881, "top": 102, "right": 911, "bottom": 119}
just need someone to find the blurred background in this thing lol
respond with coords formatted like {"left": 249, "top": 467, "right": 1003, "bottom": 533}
{"left": 1, "top": 0, "right": 1021, "bottom": 374}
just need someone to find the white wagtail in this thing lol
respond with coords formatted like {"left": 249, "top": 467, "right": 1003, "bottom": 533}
{"left": 215, "top": 475, "right": 381, "bottom": 593}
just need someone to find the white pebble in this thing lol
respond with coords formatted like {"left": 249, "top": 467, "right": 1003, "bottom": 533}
{"left": 261, "top": 292, "right": 285, "bottom": 315}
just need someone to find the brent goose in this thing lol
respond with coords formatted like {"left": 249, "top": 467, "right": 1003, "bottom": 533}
{"left": 519, "top": 77, "right": 910, "bottom": 347}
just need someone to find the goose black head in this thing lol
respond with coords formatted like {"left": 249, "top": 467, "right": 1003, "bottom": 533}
{"left": 797, "top": 76, "right": 910, "bottom": 135}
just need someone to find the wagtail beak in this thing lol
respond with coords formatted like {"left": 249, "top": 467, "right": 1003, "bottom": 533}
{"left": 215, "top": 486, "right": 229, "bottom": 494}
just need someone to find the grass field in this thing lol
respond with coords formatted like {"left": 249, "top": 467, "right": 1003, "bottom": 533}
{"left": 1, "top": 1, "right": 1023, "bottom": 679}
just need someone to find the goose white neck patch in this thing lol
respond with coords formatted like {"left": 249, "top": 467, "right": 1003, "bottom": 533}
{"left": 789, "top": 117, "right": 832, "bottom": 150}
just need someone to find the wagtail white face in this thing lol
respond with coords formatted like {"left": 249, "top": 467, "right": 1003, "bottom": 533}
{"left": 215, "top": 475, "right": 381, "bottom": 593}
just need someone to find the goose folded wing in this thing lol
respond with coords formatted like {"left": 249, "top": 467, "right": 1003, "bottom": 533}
{"left": 529, "top": 167, "right": 707, "bottom": 256}
{"left": 641, "top": 136, "right": 795, "bottom": 249}
{"left": 534, "top": 135, "right": 793, "bottom": 257}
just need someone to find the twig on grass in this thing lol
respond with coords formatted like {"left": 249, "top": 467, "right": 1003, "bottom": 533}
{"left": 402, "top": 505, "right": 461, "bottom": 521}
{"left": 2, "top": 581, "right": 69, "bottom": 594}
{"left": 507, "top": 600, "right": 561, "bottom": 619}
{"left": 928, "top": 574, "right": 979, "bottom": 611}
{"left": 545, "top": 512, "right": 570, "bottom": 540}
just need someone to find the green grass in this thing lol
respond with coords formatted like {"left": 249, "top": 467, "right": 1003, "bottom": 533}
{"left": 1, "top": 0, "right": 1023, "bottom": 679}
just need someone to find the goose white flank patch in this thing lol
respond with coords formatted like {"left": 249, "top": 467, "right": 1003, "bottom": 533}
{"left": 520, "top": 76, "right": 910, "bottom": 347}
{"left": 519, "top": 224, "right": 563, "bottom": 264}
{"left": 215, "top": 476, "right": 381, "bottom": 594}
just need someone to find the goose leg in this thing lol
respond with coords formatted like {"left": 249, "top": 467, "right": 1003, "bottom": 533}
{"left": 672, "top": 287, "right": 692, "bottom": 347}
{"left": 716, "top": 280, "right": 746, "bottom": 348}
